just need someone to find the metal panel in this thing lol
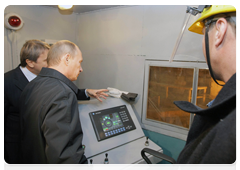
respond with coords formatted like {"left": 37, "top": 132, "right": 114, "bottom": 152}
{"left": 78, "top": 97, "right": 163, "bottom": 164}
{"left": 87, "top": 137, "right": 163, "bottom": 164}
{"left": 77, "top": 6, "right": 144, "bottom": 55}
{"left": 78, "top": 98, "right": 145, "bottom": 158}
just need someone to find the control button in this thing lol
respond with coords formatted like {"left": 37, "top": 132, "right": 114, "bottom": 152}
{"left": 145, "top": 137, "right": 149, "bottom": 146}
{"left": 105, "top": 133, "right": 108, "bottom": 137}
{"left": 90, "top": 159, "right": 94, "bottom": 170}
{"left": 104, "top": 153, "right": 109, "bottom": 164}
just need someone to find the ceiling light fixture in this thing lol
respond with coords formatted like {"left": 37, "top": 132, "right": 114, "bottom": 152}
{"left": 58, "top": 5, "right": 73, "bottom": 10}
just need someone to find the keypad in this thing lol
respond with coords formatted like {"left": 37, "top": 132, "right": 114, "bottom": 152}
{"left": 105, "top": 127, "right": 126, "bottom": 137}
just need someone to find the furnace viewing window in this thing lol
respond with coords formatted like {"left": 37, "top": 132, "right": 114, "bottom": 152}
{"left": 89, "top": 105, "right": 136, "bottom": 141}
{"left": 142, "top": 61, "right": 223, "bottom": 139}
{"left": 146, "top": 66, "right": 194, "bottom": 128}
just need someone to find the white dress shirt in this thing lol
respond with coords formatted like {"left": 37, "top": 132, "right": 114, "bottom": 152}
{"left": 20, "top": 66, "right": 37, "bottom": 82}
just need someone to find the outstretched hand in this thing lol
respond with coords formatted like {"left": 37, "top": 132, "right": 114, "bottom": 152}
{"left": 86, "top": 89, "right": 109, "bottom": 102}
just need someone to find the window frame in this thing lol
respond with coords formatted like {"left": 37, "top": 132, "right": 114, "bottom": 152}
{"left": 142, "top": 60, "right": 208, "bottom": 140}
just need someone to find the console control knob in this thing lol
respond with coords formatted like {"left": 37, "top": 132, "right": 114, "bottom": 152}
{"left": 104, "top": 153, "right": 109, "bottom": 164}
{"left": 90, "top": 159, "right": 94, "bottom": 170}
{"left": 145, "top": 137, "right": 149, "bottom": 146}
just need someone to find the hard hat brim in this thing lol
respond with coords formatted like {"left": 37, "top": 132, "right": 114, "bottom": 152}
{"left": 188, "top": 5, "right": 236, "bottom": 35}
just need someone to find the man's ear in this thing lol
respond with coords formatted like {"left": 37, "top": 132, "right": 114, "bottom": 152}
{"left": 26, "top": 59, "right": 34, "bottom": 68}
{"left": 215, "top": 18, "right": 228, "bottom": 47}
{"left": 63, "top": 53, "right": 71, "bottom": 66}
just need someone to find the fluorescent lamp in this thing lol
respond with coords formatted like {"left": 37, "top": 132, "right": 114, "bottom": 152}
{"left": 58, "top": 5, "right": 73, "bottom": 10}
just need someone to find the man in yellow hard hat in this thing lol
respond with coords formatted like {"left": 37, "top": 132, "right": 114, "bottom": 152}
{"left": 174, "top": 5, "right": 236, "bottom": 163}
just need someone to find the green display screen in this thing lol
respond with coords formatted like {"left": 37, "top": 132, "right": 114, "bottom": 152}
{"left": 100, "top": 112, "right": 123, "bottom": 132}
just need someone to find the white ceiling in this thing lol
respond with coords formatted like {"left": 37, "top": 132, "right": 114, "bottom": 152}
{"left": 45, "top": 5, "right": 123, "bottom": 14}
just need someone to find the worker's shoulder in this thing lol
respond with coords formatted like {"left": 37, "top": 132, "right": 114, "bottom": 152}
{"left": 4, "top": 67, "right": 18, "bottom": 82}
{"left": 206, "top": 108, "right": 236, "bottom": 148}
{"left": 4, "top": 68, "right": 15, "bottom": 78}
{"left": 222, "top": 106, "right": 238, "bottom": 132}
{"left": 4, "top": 67, "right": 25, "bottom": 89}
{"left": 35, "top": 75, "right": 74, "bottom": 93}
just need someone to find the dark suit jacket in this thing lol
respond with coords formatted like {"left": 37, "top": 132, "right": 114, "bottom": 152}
{"left": 4, "top": 65, "right": 29, "bottom": 163}
{"left": 20, "top": 67, "right": 88, "bottom": 163}
{"left": 175, "top": 74, "right": 236, "bottom": 163}
{"left": 4, "top": 65, "right": 89, "bottom": 164}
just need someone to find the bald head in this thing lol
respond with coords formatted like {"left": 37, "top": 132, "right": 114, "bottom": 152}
{"left": 47, "top": 40, "right": 83, "bottom": 81}
{"left": 47, "top": 40, "right": 79, "bottom": 67}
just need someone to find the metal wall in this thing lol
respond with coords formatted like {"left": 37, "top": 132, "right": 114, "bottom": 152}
{"left": 4, "top": 5, "right": 78, "bottom": 73}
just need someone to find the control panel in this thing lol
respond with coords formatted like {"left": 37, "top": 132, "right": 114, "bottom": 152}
{"left": 89, "top": 105, "right": 136, "bottom": 141}
{"left": 78, "top": 97, "right": 163, "bottom": 163}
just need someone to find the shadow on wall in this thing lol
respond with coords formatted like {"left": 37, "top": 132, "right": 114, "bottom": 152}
{"left": 76, "top": 50, "right": 118, "bottom": 89}
{"left": 142, "top": 129, "right": 186, "bottom": 164}
{"left": 129, "top": 96, "right": 141, "bottom": 124}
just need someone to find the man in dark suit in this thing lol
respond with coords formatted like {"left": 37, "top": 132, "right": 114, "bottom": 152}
{"left": 5, "top": 39, "right": 108, "bottom": 164}
{"left": 19, "top": 40, "right": 108, "bottom": 163}
{"left": 4, "top": 39, "right": 50, "bottom": 163}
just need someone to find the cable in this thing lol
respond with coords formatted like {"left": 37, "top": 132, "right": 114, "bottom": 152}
{"left": 205, "top": 24, "right": 224, "bottom": 86}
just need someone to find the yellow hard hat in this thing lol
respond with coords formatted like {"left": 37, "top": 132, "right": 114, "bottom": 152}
{"left": 188, "top": 5, "right": 236, "bottom": 34}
